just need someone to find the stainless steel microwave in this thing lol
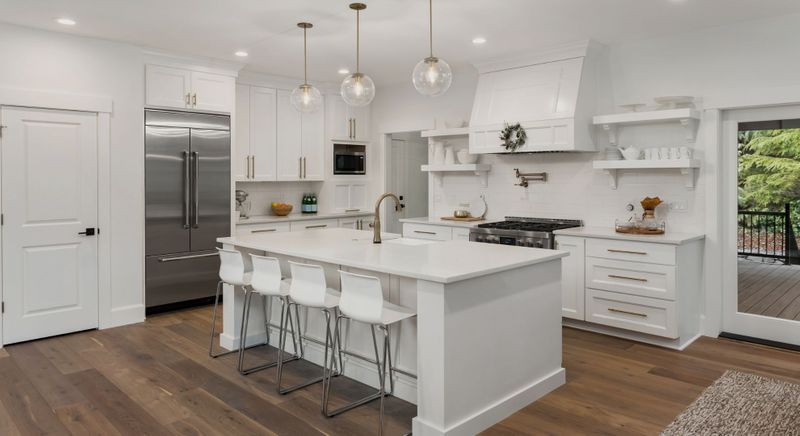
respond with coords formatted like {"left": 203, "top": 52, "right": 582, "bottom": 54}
{"left": 333, "top": 144, "right": 366, "bottom": 175}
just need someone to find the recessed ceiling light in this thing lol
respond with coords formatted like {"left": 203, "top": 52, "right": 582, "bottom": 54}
{"left": 56, "top": 17, "right": 76, "bottom": 26}
{"left": 234, "top": 51, "right": 249, "bottom": 57}
{"left": 472, "top": 37, "right": 487, "bottom": 45}
{"left": 338, "top": 68, "right": 350, "bottom": 75}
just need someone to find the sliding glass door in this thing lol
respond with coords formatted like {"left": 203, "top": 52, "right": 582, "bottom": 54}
{"left": 723, "top": 106, "right": 800, "bottom": 346}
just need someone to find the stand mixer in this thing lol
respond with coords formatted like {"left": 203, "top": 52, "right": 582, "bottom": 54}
{"left": 235, "top": 189, "right": 251, "bottom": 219}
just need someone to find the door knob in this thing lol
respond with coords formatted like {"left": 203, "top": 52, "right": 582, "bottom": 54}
{"left": 78, "top": 228, "right": 97, "bottom": 236}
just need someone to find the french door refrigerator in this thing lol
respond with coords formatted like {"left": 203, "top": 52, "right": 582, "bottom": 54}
{"left": 145, "top": 110, "right": 231, "bottom": 310}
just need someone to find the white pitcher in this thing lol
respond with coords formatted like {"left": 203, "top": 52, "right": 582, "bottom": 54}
{"left": 432, "top": 141, "right": 445, "bottom": 164}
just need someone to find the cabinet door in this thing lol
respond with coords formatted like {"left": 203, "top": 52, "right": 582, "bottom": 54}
{"left": 555, "top": 235, "right": 585, "bottom": 320}
{"left": 301, "top": 97, "right": 325, "bottom": 181}
{"left": 349, "top": 184, "right": 366, "bottom": 210}
{"left": 250, "top": 86, "right": 278, "bottom": 181}
{"left": 190, "top": 72, "right": 235, "bottom": 113}
{"left": 146, "top": 65, "right": 191, "bottom": 109}
{"left": 276, "top": 89, "right": 302, "bottom": 181}
{"left": 350, "top": 104, "right": 371, "bottom": 141}
{"left": 326, "top": 96, "right": 350, "bottom": 141}
{"left": 234, "top": 84, "right": 251, "bottom": 180}
{"left": 338, "top": 218, "right": 358, "bottom": 229}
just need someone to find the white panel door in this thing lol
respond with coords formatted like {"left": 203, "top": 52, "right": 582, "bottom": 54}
{"left": 146, "top": 65, "right": 191, "bottom": 109}
{"left": 301, "top": 98, "right": 325, "bottom": 181}
{"left": 190, "top": 71, "right": 235, "bottom": 113}
{"left": 349, "top": 104, "right": 371, "bottom": 142}
{"left": 1, "top": 107, "right": 99, "bottom": 344}
{"left": 276, "top": 89, "right": 302, "bottom": 181}
{"left": 234, "top": 84, "right": 251, "bottom": 180}
{"left": 554, "top": 235, "right": 585, "bottom": 320}
{"left": 250, "top": 86, "right": 277, "bottom": 181}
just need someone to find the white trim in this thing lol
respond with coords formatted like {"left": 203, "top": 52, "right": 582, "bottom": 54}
{"left": 106, "top": 304, "right": 146, "bottom": 329}
{"left": 142, "top": 50, "right": 243, "bottom": 78}
{"left": 704, "top": 86, "right": 800, "bottom": 111}
{"left": 702, "top": 109, "right": 723, "bottom": 337}
{"left": 412, "top": 368, "right": 565, "bottom": 436}
{"left": 0, "top": 87, "right": 112, "bottom": 113}
{"left": 563, "top": 320, "right": 702, "bottom": 351}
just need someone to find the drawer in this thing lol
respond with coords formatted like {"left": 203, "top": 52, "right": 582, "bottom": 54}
{"left": 586, "top": 238, "right": 675, "bottom": 266}
{"left": 236, "top": 222, "right": 291, "bottom": 237}
{"left": 586, "top": 288, "right": 678, "bottom": 338}
{"left": 452, "top": 227, "right": 471, "bottom": 241}
{"left": 403, "top": 223, "right": 452, "bottom": 241}
{"left": 586, "top": 257, "right": 675, "bottom": 300}
{"left": 290, "top": 219, "right": 339, "bottom": 232}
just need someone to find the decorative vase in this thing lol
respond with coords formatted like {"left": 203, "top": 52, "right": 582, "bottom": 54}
{"left": 432, "top": 141, "right": 445, "bottom": 164}
{"left": 444, "top": 146, "right": 456, "bottom": 165}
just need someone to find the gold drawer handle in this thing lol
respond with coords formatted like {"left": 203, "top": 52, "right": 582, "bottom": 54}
{"left": 251, "top": 228, "right": 277, "bottom": 233}
{"left": 608, "top": 274, "right": 648, "bottom": 282}
{"left": 608, "top": 308, "right": 648, "bottom": 318}
{"left": 607, "top": 249, "right": 648, "bottom": 255}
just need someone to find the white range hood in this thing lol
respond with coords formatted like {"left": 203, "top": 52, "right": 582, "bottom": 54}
{"left": 469, "top": 40, "right": 612, "bottom": 154}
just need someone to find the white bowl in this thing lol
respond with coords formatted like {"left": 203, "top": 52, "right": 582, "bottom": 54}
{"left": 456, "top": 149, "right": 478, "bottom": 164}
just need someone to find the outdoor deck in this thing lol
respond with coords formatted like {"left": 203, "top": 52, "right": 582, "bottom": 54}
{"left": 738, "top": 257, "right": 800, "bottom": 321}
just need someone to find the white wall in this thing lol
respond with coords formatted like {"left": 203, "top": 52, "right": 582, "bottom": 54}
{"left": 0, "top": 23, "right": 145, "bottom": 325}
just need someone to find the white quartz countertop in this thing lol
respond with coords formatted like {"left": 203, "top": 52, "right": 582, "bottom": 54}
{"left": 553, "top": 226, "right": 705, "bottom": 245}
{"left": 238, "top": 211, "right": 373, "bottom": 225}
{"left": 399, "top": 216, "right": 494, "bottom": 229}
{"left": 218, "top": 228, "right": 567, "bottom": 284}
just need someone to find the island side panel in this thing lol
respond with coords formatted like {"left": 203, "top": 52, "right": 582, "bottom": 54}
{"left": 414, "top": 260, "right": 565, "bottom": 436}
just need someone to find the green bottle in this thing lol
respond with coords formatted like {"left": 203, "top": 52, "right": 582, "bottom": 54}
{"left": 311, "top": 193, "right": 317, "bottom": 213}
{"left": 302, "top": 193, "right": 309, "bottom": 214}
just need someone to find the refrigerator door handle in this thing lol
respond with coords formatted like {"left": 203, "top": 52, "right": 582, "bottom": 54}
{"left": 183, "top": 150, "right": 191, "bottom": 229}
{"left": 192, "top": 151, "right": 200, "bottom": 228}
{"left": 158, "top": 252, "right": 218, "bottom": 262}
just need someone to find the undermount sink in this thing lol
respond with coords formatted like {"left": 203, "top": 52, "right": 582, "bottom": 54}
{"left": 383, "top": 238, "right": 438, "bottom": 246}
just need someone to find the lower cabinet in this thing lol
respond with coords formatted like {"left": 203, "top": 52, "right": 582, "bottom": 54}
{"left": 235, "top": 222, "right": 291, "bottom": 237}
{"left": 338, "top": 216, "right": 374, "bottom": 230}
{"left": 555, "top": 234, "right": 702, "bottom": 347}
{"left": 401, "top": 222, "right": 473, "bottom": 241}
{"left": 289, "top": 219, "right": 338, "bottom": 232}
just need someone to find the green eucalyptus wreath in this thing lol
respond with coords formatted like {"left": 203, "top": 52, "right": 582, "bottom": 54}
{"left": 499, "top": 122, "right": 527, "bottom": 152}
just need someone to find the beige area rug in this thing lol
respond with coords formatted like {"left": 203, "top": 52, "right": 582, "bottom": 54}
{"left": 662, "top": 370, "right": 800, "bottom": 436}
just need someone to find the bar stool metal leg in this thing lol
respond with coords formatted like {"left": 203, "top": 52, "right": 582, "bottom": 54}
{"left": 209, "top": 281, "right": 238, "bottom": 358}
{"left": 277, "top": 305, "right": 338, "bottom": 395}
{"left": 238, "top": 294, "right": 302, "bottom": 375}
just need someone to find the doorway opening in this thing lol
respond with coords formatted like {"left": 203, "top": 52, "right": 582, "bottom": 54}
{"left": 385, "top": 131, "right": 429, "bottom": 234}
{"left": 736, "top": 120, "right": 800, "bottom": 322}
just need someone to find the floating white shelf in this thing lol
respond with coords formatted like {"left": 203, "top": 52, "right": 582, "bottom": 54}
{"left": 593, "top": 159, "right": 701, "bottom": 190}
{"left": 421, "top": 163, "right": 492, "bottom": 187}
{"left": 420, "top": 127, "right": 470, "bottom": 138}
{"left": 593, "top": 108, "right": 701, "bottom": 145}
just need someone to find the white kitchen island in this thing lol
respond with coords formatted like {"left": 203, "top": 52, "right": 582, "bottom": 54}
{"left": 217, "top": 228, "right": 567, "bottom": 436}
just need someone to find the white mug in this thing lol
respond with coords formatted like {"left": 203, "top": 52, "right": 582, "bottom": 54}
{"left": 679, "top": 146, "right": 692, "bottom": 159}
{"left": 670, "top": 147, "right": 680, "bottom": 160}
{"left": 659, "top": 147, "right": 670, "bottom": 160}
{"left": 644, "top": 149, "right": 656, "bottom": 160}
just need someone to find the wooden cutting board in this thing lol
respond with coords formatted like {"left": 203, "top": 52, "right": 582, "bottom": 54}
{"left": 440, "top": 216, "right": 485, "bottom": 222}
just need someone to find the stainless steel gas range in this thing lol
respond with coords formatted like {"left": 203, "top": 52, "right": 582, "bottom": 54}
{"left": 469, "top": 217, "right": 583, "bottom": 249}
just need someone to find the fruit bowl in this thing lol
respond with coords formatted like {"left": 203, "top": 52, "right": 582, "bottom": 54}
{"left": 271, "top": 203, "right": 293, "bottom": 216}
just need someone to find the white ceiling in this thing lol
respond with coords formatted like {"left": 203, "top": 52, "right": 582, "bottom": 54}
{"left": 2, "top": 0, "right": 800, "bottom": 85}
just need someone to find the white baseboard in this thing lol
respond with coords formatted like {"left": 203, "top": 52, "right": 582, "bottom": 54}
{"left": 218, "top": 327, "right": 419, "bottom": 404}
{"left": 101, "top": 304, "right": 145, "bottom": 329}
{"left": 562, "top": 319, "right": 704, "bottom": 350}
{"left": 412, "top": 368, "right": 565, "bottom": 436}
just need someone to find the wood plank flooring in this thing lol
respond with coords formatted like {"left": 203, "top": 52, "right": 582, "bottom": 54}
{"left": 0, "top": 305, "right": 798, "bottom": 435}
{"left": 738, "top": 258, "right": 800, "bottom": 320}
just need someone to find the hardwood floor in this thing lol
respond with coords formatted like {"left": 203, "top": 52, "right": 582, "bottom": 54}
{"left": 738, "top": 258, "right": 800, "bottom": 320}
{"left": 0, "top": 305, "right": 798, "bottom": 435}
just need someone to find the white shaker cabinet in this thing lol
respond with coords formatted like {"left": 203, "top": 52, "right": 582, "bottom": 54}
{"left": 554, "top": 235, "right": 585, "bottom": 320}
{"left": 146, "top": 65, "right": 235, "bottom": 113}
{"left": 301, "top": 104, "right": 325, "bottom": 181}
{"left": 276, "top": 89, "right": 325, "bottom": 181}
{"left": 326, "top": 95, "right": 370, "bottom": 142}
{"left": 235, "top": 85, "right": 278, "bottom": 181}
{"left": 334, "top": 183, "right": 367, "bottom": 212}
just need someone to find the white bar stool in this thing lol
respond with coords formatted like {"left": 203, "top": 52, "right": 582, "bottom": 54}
{"left": 209, "top": 248, "right": 252, "bottom": 358}
{"left": 276, "top": 261, "right": 344, "bottom": 396}
{"left": 323, "top": 270, "right": 416, "bottom": 436}
{"left": 237, "top": 254, "right": 303, "bottom": 375}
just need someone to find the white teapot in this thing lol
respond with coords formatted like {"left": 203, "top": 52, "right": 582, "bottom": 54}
{"left": 617, "top": 146, "right": 641, "bottom": 160}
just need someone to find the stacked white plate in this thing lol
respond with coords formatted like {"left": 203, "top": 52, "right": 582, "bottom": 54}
{"left": 604, "top": 147, "right": 623, "bottom": 160}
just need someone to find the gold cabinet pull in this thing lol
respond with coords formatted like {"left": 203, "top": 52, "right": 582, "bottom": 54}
{"left": 608, "top": 274, "right": 648, "bottom": 282}
{"left": 251, "top": 155, "right": 255, "bottom": 178}
{"left": 251, "top": 228, "right": 277, "bottom": 233}
{"left": 185, "top": 93, "right": 191, "bottom": 106}
{"left": 607, "top": 249, "right": 647, "bottom": 255}
{"left": 607, "top": 308, "right": 648, "bottom": 318}
{"left": 192, "top": 93, "right": 197, "bottom": 107}
{"left": 299, "top": 157, "right": 302, "bottom": 178}
{"left": 306, "top": 224, "right": 328, "bottom": 229}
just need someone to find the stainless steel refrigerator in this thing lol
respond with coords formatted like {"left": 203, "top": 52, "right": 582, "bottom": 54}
{"left": 145, "top": 110, "right": 231, "bottom": 310}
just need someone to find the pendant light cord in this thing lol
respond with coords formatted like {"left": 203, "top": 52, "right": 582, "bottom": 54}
{"left": 356, "top": 9, "right": 361, "bottom": 73}
{"left": 303, "top": 26, "right": 308, "bottom": 85}
{"left": 429, "top": 0, "right": 433, "bottom": 58}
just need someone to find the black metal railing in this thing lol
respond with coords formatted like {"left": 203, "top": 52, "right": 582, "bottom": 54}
{"left": 738, "top": 203, "right": 796, "bottom": 264}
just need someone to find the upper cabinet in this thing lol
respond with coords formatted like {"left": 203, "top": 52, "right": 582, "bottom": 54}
{"left": 236, "top": 85, "right": 278, "bottom": 181}
{"left": 146, "top": 65, "right": 235, "bottom": 113}
{"left": 468, "top": 40, "right": 612, "bottom": 154}
{"left": 326, "top": 95, "right": 370, "bottom": 142}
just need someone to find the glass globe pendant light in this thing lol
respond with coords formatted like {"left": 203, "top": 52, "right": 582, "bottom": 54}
{"left": 340, "top": 3, "right": 375, "bottom": 107}
{"left": 290, "top": 22, "right": 322, "bottom": 113}
{"left": 412, "top": 0, "right": 452, "bottom": 97}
